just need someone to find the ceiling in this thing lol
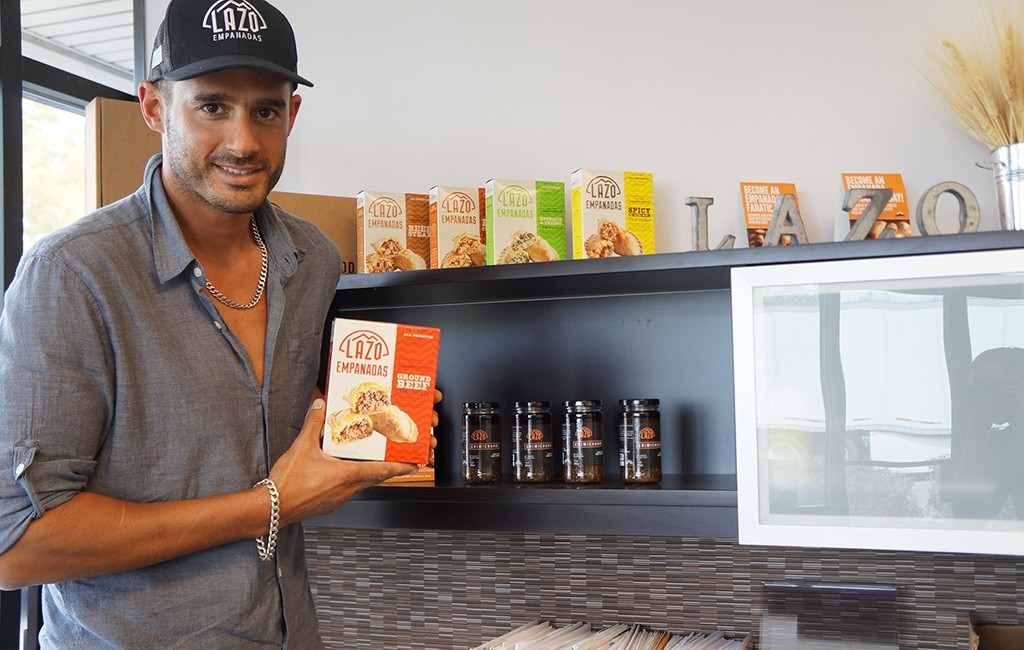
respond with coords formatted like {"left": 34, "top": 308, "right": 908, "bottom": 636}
{"left": 21, "top": 0, "right": 135, "bottom": 80}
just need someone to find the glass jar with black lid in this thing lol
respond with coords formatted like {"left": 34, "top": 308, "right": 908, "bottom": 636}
{"left": 512, "top": 401, "right": 554, "bottom": 483}
{"left": 619, "top": 398, "right": 661, "bottom": 484}
{"left": 461, "top": 402, "right": 502, "bottom": 484}
{"left": 562, "top": 400, "right": 603, "bottom": 483}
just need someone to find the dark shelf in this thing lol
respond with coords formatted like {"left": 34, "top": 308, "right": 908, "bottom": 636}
{"left": 358, "top": 473, "right": 734, "bottom": 506}
{"left": 333, "top": 230, "right": 1024, "bottom": 309}
{"left": 310, "top": 475, "right": 738, "bottom": 537}
{"left": 316, "top": 230, "right": 1024, "bottom": 538}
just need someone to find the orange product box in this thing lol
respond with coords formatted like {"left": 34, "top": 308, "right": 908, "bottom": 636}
{"left": 429, "top": 186, "right": 487, "bottom": 268}
{"left": 356, "top": 191, "right": 430, "bottom": 273}
{"left": 740, "top": 182, "right": 799, "bottom": 247}
{"left": 841, "top": 173, "right": 911, "bottom": 238}
{"left": 322, "top": 318, "right": 440, "bottom": 465}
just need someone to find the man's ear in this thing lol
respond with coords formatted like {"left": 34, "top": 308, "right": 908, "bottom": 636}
{"left": 286, "top": 94, "right": 302, "bottom": 136}
{"left": 138, "top": 80, "right": 166, "bottom": 135}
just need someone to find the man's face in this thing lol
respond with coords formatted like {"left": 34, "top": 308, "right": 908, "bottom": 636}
{"left": 158, "top": 68, "right": 300, "bottom": 216}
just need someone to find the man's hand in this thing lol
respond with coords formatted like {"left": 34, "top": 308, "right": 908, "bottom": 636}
{"left": 268, "top": 399, "right": 417, "bottom": 526}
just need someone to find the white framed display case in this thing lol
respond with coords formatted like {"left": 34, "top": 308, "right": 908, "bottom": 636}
{"left": 733, "top": 248, "right": 1024, "bottom": 555}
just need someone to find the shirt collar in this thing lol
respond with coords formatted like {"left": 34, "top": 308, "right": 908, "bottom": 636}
{"left": 142, "top": 154, "right": 301, "bottom": 284}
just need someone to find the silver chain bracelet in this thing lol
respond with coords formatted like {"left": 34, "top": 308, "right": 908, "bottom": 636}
{"left": 254, "top": 478, "right": 280, "bottom": 561}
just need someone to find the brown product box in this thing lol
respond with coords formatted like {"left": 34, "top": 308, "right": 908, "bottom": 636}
{"left": 383, "top": 465, "right": 435, "bottom": 484}
{"left": 970, "top": 613, "right": 1024, "bottom": 650}
{"left": 429, "top": 186, "right": 486, "bottom": 268}
{"left": 322, "top": 318, "right": 439, "bottom": 465}
{"left": 268, "top": 192, "right": 357, "bottom": 275}
{"left": 356, "top": 191, "right": 430, "bottom": 273}
{"left": 86, "top": 96, "right": 161, "bottom": 210}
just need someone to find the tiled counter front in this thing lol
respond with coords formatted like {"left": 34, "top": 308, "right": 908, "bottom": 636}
{"left": 305, "top": 527, "right": 1024, "bottom": 649}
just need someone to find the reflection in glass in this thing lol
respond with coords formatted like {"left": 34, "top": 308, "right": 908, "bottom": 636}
{"left": 750, "top": 267, "right": 1024, "bottom": 531}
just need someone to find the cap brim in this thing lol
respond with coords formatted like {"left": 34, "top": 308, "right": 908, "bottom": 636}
{"left": 159, "top": 55, "right": 313, "bottom": 87}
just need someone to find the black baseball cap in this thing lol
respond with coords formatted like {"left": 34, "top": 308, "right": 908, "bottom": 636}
{"left": 148, "top": 0, "right": 313, "bottom": 87}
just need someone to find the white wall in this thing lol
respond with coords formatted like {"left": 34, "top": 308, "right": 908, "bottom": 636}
{"left": 144, "top": 0, "right": 1005, "bottom": 250}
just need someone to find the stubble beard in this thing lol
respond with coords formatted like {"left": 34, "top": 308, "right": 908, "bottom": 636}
{"left": 163, "top": 117, "right": 286, "bottom": 215}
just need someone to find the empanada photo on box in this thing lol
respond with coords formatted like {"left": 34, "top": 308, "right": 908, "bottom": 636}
{"left": 344, "top": 381, "right": 390, "bottom": 415}
{"left": 371, "top": 405, "right": 419, "bottom": 444}
{"left": 585, "top": 234, "right": 615, "bottom": 258}
{"left": 613, "top": 230, "right": 644, "bottom": 256}
{"left": 393, "top": 249, "right": 426, "bottom": 271}
{"left": 327, "top": 409, "right": 374, "bottom": 446}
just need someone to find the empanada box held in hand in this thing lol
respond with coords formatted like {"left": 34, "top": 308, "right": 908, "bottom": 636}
{"left": 322, "top": 318, "right": 440, "bottom": 464}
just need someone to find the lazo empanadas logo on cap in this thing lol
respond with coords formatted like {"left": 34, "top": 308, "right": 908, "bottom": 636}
{"left": 335, "top": 330, "right": 391, "bottom": 378}
{"left": 203, "top": 0, "right": 267, "bottom": 42}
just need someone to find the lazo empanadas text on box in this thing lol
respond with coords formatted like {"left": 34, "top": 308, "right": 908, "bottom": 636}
{"left": 322, "top": 318, "right": 439, "bottom": 465}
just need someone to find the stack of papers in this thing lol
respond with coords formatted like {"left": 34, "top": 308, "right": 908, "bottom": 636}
{"left": 472, "top": 621, "right": 750, "bottom": 650}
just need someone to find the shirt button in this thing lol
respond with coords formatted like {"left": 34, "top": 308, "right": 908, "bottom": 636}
{"left": 193, "top": 267, "right": 202, "bottom": 278}
{"left": 15, "top": 463, "right": 26, "bottom": 478}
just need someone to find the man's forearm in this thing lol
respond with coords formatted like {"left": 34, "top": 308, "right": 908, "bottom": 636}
{"left": 0, "top": 487, "right": 272, "bottom": 590}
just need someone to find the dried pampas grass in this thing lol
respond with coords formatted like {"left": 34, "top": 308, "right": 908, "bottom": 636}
{"left": 926, "top": 2, "right": 1024, "bottom": 150}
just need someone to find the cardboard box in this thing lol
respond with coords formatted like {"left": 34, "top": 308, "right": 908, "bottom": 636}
{"left": 570, "top": 169, "right": 655, "bottom": 259}
{"left": 86, "top": 97, "right": 161, "bottom": 210}
{"left": 970, "top": 613, "right": 1024, "bottom": 650}
{"left": 484, "top": 179, "right": 566, "bottom": 264}
{"left": 268, "top": 192, "right": 357, "bottom": 275}
{"left": 429, "top": 186, "right": 486, "bottom": 268}
{"left": 356, "top": 191, "right": 430, "bottom": 272}
{"left": 322, "top": 318, "right": 439, "bottom": 464}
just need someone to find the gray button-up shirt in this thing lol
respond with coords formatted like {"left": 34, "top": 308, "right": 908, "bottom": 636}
{"left": 0, "top": 155, "right": 341, "bottom": 648}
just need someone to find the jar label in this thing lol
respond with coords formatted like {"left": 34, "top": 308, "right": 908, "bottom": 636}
{"left": 468, "top": 442, "right": 501, "bottom": 451}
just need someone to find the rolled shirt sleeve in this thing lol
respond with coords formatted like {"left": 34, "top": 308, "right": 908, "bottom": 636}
{"left": 0, "top": 252, "right": 113, "bottom": 554}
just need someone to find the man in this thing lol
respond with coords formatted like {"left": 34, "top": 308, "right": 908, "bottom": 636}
{"left": 0, "top": 0, "right": 424, "bottom": 646}
{"left": 950, "top": 347, "right": 1024, "bottom": 519}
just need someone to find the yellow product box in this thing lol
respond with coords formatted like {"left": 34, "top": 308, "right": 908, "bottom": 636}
{"left": 570, "top": 169, "right": 655, "bottom": 259}
{"left": 356, "top": 191, "right": 430, "bottom": 273}
{"left": 484, "top": 179, "right": 566, "bottom": 265}
{"left": 740, "top": 182, "right": 799, "bottom": 247}
{"left": 841, "top": 173, "right": 911, "bottom": 238}
{"left": 322, "top": 318, "right": 440, "bottom": 465}
{"left": 428, "top": 186, "right": 487, "bottom": 268}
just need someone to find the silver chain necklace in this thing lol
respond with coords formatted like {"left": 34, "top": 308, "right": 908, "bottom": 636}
{"left": 204, "top": 217, "right": 268, "bottom": 310}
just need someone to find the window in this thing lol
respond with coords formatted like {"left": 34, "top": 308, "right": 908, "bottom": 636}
{"left": 22, "top": 95, "right": 86, "bottom": 251}
{"left": 21, "top": 0, "right": 136, "bottom": 96}
{"left": 2, "top": 0, "right": 139, "bottom": 292}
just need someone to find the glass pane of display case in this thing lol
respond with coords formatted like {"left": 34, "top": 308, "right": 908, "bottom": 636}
{"left": 732, "top": 249, "right": 1024, "bottom": 555}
